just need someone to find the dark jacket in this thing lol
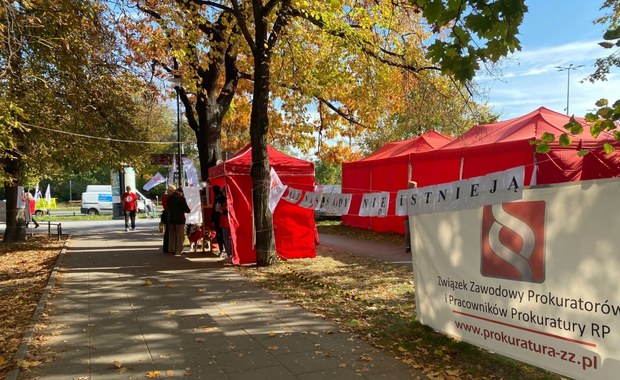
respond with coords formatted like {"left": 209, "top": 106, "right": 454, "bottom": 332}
{"left": 167, "top": 191, "right": 190, "bottom": 224}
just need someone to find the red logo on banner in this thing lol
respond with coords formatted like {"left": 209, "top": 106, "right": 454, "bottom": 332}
{"left": 481, "top": 201, "right": 546, "bottom": 283}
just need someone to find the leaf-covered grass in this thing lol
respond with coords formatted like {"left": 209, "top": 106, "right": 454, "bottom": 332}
{"left": 238, "top": 223, "right": 563, "bottom": 380}
{"left": 0, "top": 236, "right": 64, "bottom": 378}
{"left": 316, "top": 220, "right": 404, "bottom": 246}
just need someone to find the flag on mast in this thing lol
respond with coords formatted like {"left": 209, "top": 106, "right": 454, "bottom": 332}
{"left": 45, "top": 184, "right": 52, "bottom": 205}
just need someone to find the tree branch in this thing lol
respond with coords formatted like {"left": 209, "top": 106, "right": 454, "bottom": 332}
{"left": 229, "top": 0, "right": 255, "bottom": 55}
{"left": 267, "top": 1, "right": 291, "bottom": 53}
{"left": 289, "top": 8, "right": 440, "bottom": 75}
{"left": 315, "top": 95, "right": 368, "bottom": 129}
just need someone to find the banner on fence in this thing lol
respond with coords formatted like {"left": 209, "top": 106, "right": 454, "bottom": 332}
{"left": 412, "top": 178, "right": 620, "bottom": 379}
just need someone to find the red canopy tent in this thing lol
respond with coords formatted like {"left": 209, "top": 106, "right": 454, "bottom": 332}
{"left": 208, "top": 144, "right": 316, "bottom": 265}
{"left": 409, "top": 107, "right": 620, "bottom": 187}
{"left": 342, "top": 131, "right": 453, "bottom": 234}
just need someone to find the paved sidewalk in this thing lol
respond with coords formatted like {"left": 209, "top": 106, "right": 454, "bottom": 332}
{"left": 19, "top": 227, "right": 423, "bottom": 379}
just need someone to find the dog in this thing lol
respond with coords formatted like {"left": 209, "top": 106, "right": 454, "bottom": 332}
{"left": 186, "top": 224, "right": 203, "bottom": 252}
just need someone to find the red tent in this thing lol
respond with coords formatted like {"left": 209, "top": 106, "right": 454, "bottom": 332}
{"left": 410, "top": 107, "right": 620, "bottom": 187}
{"left": 208, "top": 144, "right": 316, "bottom": 265}
{"left": 342, "top": 131, "right": 453, "bottom": 234}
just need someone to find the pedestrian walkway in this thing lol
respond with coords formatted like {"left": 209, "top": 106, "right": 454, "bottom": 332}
{"left": 18, "top": 227, "right": 423, "bottom": 379}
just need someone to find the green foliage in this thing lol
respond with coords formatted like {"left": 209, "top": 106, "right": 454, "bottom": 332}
{"left": 558, "top": 133, "right": 571, "bottom": 146}
{"left": 418, "top": 0, "right": 527, "bottom": 81}
{"left": 0, "top": 0, "right": 159, "bottom": 183}
{"left": 565, "top": 117, "right": 584, "bottom": 135}
{"left": 535, "top": 141, "right": 550, "bottom": 154}
{"left": 314, "top": 161, "right": 342, "bottom": 185}
{"left": 589, "top": 0, "right": 620, "bottom": 82}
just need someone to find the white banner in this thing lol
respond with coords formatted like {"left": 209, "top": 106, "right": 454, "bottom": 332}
{"left": 281, "top": 167, "right": 524, "bottom": 217}
{"left": 358, "top": 192, "right": 390, "bottom": 217}
{"left": 318, "top": 193, "right": 352, "bottom": 216}
{"left": 412, "top": 178, "right": 620, "bottom": 380}
{"left": 405, "top": 166, "right": 524, "bottom": 216}
{"left": 298, "top": 191, "right": 322, "bottom": 210}
{"left": 268, "top": 167, "right": 287, "bottom": 213}
{"left": 282, "top": 188, "right": 303, "bottom": 204}
{"left": 183, "top": 186, "right": 202, "bottom": 224}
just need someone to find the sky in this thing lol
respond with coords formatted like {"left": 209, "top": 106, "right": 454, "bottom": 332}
{"left": 475, "top": 0, "right": 618, "bottom": 121}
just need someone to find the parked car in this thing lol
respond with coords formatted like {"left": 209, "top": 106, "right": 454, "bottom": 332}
{"left": 314, "top": 184, "right": 342, "bottom": 220}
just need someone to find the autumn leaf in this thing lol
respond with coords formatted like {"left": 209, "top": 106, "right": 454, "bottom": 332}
{"left": 18, "top": 360, "right": 41, "bottom": 369}
{"left": 142, "top": 280, "right": 153, "bottom": 287}
{"left": 113, "top": 360, "right": 123, "bottom": 368}
{"left": 145, "top": 370, "right": 160, "bottom": 378}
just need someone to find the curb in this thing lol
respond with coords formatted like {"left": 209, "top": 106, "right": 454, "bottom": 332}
{"left": 6, "top": 237, "right": 69, "bottom": 380}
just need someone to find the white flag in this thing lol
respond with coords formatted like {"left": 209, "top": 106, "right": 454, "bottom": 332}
{"left": 268, "top": 167, "right": 288, "bottom": 213}
{"left": 143, "top": 172, "right": 167, "bottom": 191}
{"left": 34, "top": 184, "right": 41, "bottom": 202}
{"left": 168, "top": 155, "right": 177, "bottom": 186}
{"left": 45, "top": 184, "right": 51, "bottom": 205}
{"left": 182, "top": 157, "right": 200, "bottom": 186}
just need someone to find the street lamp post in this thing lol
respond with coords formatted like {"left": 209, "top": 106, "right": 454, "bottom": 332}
{"left": 169, "top": 77, "right": 183, "bottom": 188}
{"left": 556, "top": 64, "right": 584, "bottom": 115}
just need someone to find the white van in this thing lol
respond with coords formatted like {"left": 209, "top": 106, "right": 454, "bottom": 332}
{"left": 81, "top": 185, "right": 113, "bottom": 215}
{"left": 81, "top": 185, "right": 153, "bottom": 215}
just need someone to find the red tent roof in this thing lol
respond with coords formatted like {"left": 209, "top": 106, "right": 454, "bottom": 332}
{"left": 359, "top": 131, "right": 453, "bottom": 162}
{"left": 440, "top": 106, "right": 612, "bottom": 150}
{"left": 209, "top": 144, "right": 314, "bottom": 178}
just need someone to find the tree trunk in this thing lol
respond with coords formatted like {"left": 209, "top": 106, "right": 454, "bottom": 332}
{"left": 195, "top": 93, "right": 223, "bottom": 181}
{"left": 250, "top": 38, "right": 277, "bottom": 266}
{"left": 2, "top": 154, "right": 26, "bottom": 243}
{"left": 180, "top": 38, "right": 238, "bottom": 182}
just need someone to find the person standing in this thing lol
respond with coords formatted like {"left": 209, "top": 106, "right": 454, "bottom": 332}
{"left": 219, "top": 186, "right": 233, "bottom": 261}
{"left": 24, "top": 192, "right": 39, "bottom": 228}
{"left": 167, "top": 187, "right": 190, "bottom": 255}
{"left": 122, "top": 186, "right": 138, "bottom": 231}
{"left": 211, "top": 185, "right": 226, "bottom": 256}
{"left": 161, "top": 184, "right": 176, "bottom": 253}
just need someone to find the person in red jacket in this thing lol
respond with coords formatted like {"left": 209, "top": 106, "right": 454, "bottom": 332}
{"left": 25, "top": 192, "right": 39, "bottom": 228}
{"left": 122, "top": 185, "right": 138, "bottom": 231}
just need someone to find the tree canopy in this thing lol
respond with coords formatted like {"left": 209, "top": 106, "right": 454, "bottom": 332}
{"left": 0, "top": 0, "right": 162, "bottom": 241}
